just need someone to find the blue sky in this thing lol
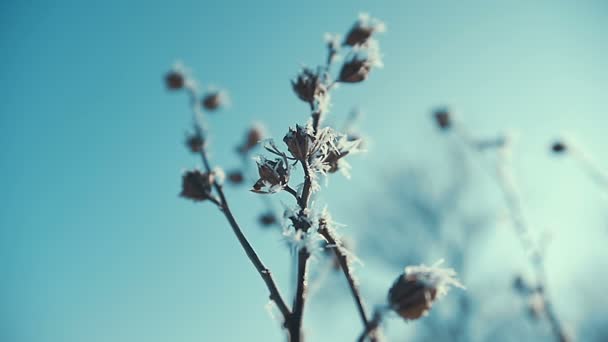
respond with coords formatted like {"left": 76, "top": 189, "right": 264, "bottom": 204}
{"left": 1, "top": 1, "right": 607, "bottom": 341}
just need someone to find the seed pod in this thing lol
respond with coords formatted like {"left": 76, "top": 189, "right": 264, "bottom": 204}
{"left": 238, "top": 125, "right": 265, "bottom": 155}
{"left": 388, "top": 261, "right": 464, "bottom": 320}
{"left": 202, "top": 91, "right": 224, "bottom": 111}
{"left": 338, "top": 58, "right": 372, "bottom": 83}
{"left": 258, "top": 212, "right": 277, "bottom": 227}
{"left": 227, "top": 170, "right": 244, "bottom": 185}
{"left": 165, "top": 71, "right": 185, "bottom": 90}
{"left": 551, "top": 141, "right": 566, "bottom": 154}
{"left": 343, "top": 13, "right": 386, "bottom": 46}
{"left": 291, "top": 68, "right": 326, "bottom": 104}
{"left": 252, "top": 158, "right": 290, "bottom": 193}
{"left": 185, "top": 133, "right": 204, "bottom": 153}
{"left": 284, "top": 125, "right": 315, "bottom": 161}
{"left": 433, "top": 108, "right": 451, "bottom": 130}
{"left": 388, "top": 273, "right": 438, "bottom": 320}
{"left": 180, "top": 170, "right": 214, "bottom": 201}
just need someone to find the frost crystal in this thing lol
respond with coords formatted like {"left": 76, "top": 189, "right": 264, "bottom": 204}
{"left": 404, "top": 259, "right": 465, "bottom": 299}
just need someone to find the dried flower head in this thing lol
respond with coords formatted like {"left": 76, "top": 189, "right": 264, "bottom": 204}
{"left": 292, "top": 68, "right": 327, "bottom": 104}
{"left": 185, "top": 132, "right": 204, "bottom": 153}
{"left": 202, "top": 91, "right": 226, "bottom": 111}
{"left": 284, "top": 124, "right": 315, "bottom": 161}
{"left": 513, "top": 275, "right": 530, "bottom": 294}
{"left": 227, "top": 170, "right": 244, "bottom": 185}
{"left": 433, "top": 108, "right": 451, "bottom": 130}
{"left": 259, "top": 212, "right": 278, "bottom": 227}
{"left": 338, "top": 57, "right": 373, "bottom": 83}
{"left": 388, "top": 260, "right": 464, "bottom": 320}
{"left": 180, "top": 170, "right": 214, "bottom": 201}
{"left": 165, "top": 70, "right": 185, "bottom": 90}
{"left": 252, "top": 157, "right": 291, "bottom": 193}
{"left": 238, "top": 124, "right": 265, "bottom": 155}
{"left": 344, "top": 13, "right": 386, "bottom": 46}
{"left": 551, "top": 141, "right": 567, "bottom": 154}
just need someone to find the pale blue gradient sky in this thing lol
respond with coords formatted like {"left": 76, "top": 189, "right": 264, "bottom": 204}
{"left": 1, "top": 1, "right": 607, "bottom": 341}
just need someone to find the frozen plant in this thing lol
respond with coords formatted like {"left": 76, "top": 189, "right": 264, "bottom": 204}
{"left": 164, "top": 14, "right": 463, "bottom": 341}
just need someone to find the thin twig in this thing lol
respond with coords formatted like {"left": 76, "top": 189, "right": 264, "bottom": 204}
{"left": 199, "top": 148, "right": 292, "bottom": 321}
{"left": 452, "top": 124, "right": 568, "bottom": 342}
{"left": 288, "top": 158, "right": 314, "bottom": 341}
{"left": 284, "top": 185, "right": 300, "bottom": 202}
{"left": 318, "top": 225, "right": 371, "bottom": 331}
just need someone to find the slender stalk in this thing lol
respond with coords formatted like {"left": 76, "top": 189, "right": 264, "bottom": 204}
{"left": 452, "top": 124, "right": 568, "bottom": 342}
{"left": 284, "top": 185, "right": 300, "bottom": 202}
{"left": 357, "top": 309, "right": 384, "bottom": 342}
{"left": 288, "top": 158, "right": 314, "bottom": 341}
{"left": 199, "top": 149, "right": 292, "bottom": 321}
{"left": 317, "top": 225, "right": 371, "bottom": 330}
{"left": 289, "top": 248, "right": 310, "bottom": 341}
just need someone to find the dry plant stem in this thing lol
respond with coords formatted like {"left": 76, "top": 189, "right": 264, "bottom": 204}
{"left": 453, "top": 125, "right": 567, "bottom": 342}
{"left": 198, "top": 136, "right": 292, "bottom": 322}
{"left": 357, "top": 310, "right": 384, "bottom": 342}
{"left": 289, "top": 159, "right": 314, "bottom": 341}
{"left": 318, "top": 227, "right": 371, "bottom": 331}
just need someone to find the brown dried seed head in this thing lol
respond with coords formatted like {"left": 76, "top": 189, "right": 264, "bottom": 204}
{"left": 185, "top": 134, "right": 204, "bottom": 153}
{"left": 252, "top": 158, "right": 290, "bottom": 193}
{"left": 551, "top": 141, "right": 567, "bottom": 154}
{"left": 433, "top": 108, "right": 451, "bottom": 130}
{"left": 338, "top": 59, "right": 372, "bottom": 83}
{"left": 238, "top": 126, "right": 265, "bottom": 155}
{"left": 388, "top": 273, "right": 438, "bottom": 320}
{"left": 292, "top": 68, "right": 326, "bottom": 104}
{"left": 202, "top": 92, "right": 223, "bottom": 111}
{"left": 344, "top": 26, "right": 374, "bottom": 46}
{"left": 258, "top": 212, "right": 277, "bottom": 227}
{"left": 227, "top": 170, "right": 244, "bottom": 185}
{"left": 284, "top": 125, "right": 314, "bottom": 161}
{"left": 165, "top": 71, "right": 185, "bottom": 90}
{"left": 180, "top": 170, "right": 214, "bottom": 201}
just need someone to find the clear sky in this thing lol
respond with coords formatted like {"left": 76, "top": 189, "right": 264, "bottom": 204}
{"left": 1, "top": 1, "right": 607, "bottom": 341}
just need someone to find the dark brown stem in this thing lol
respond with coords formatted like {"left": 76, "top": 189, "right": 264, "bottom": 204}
{"left": 357, "top": 310, "right": 384, "bottom": 342}
{"left": 318, "top": 226, "right": 371, "bottom": 331}
{"left": 289, "top": 248, "right": 310, "bottom": 342}
{"left": 287, "top": 158, "right": 315, "bottom": 341}
{"left": 199, "top": 149, "right": 292, "bottom": 321}
{"left": 284, "top": 185, "right": 300, "bottom": 202}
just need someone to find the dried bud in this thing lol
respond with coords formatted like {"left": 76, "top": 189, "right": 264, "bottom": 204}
{"left": 258, "top": 212, "right": 277, "bottom": 227}
{"left": 433, "top": 108, "right": 451, "bottom": 130}
{"left": 284, "top": 125, "right": 315, "bottom": 161}
{"left": 227, "top": 170, "right": 244, "bottom": 185}
{"left": 180, "top": 170, "right": 214, "bottom": 201}
{"left": 344, "top": 26, "right": 373, "bottom": 47}
{"left": 238, "top": 125, "right": 265, "bottom": 155}
{"left": 165, "top": 71, "right": 185, "bottom": 90}
{"left": 252, "top": 157, "right": 290, "bottom": 193}
{"left": 344, "top": 13, "right": 386, "bottom": 46}
{"left": 551, "top": 141, "right": 567, "bottom": 154}
{"left": 338, "top": 58, "right": 372, "bottom": 83}
{"left": 202, "top": 91, "right": 225, "bottom": 111}
{"left": 292, "top": 68, "right": 326, "bottom": 104}
{"left": 388, "top": 261, "right": 464, "bottom": 320}
{"left": 185, "top": 133, "right": 204, "bottom": 153}
{"left": 513, "top": 275, "right": 529, "bottom": 294}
